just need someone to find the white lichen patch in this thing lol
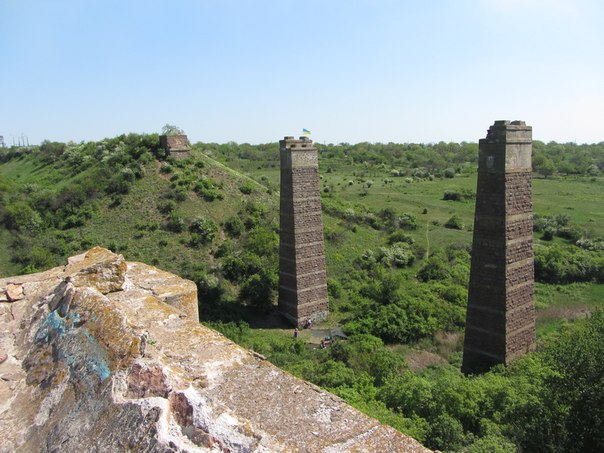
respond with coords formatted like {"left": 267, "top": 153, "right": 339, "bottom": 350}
{"left": 312, "top": 403, "right": 333, "bottom": 424}
{"left": 34, "top": 372, "right": 70, "bottom": 426}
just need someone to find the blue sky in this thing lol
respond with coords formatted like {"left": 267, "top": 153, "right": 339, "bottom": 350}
{"left": 1, "top": 0, "right": 603, "bottom": 145}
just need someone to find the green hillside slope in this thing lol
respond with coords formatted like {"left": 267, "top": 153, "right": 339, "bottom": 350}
{"left": 1, "top": 135, "right": 603, "bottom": 452}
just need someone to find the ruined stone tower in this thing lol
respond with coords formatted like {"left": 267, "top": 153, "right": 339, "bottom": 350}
{"left": 278, "top": 136, "right": 329, "bottom": 326}
{"left": 462, "top": 120, "right": 536, "bottom": 374}
{"left": 159, "top": 134, "right": 191, "bottom": 159}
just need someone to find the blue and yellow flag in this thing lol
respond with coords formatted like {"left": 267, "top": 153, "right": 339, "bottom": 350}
{"left": 302, "top": 128, "right": 311, "bottom": 135}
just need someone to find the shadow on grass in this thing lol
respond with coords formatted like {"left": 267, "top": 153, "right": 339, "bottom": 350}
{"left": 198, "top": 298, "right": 291, "bottom": 330}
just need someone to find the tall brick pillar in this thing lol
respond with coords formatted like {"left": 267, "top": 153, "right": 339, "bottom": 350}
{"left": 278, "top": 136, "right": 329, "bottom": 326}
{"left": 462, "top": 121, "right": 536, "bottom": 374}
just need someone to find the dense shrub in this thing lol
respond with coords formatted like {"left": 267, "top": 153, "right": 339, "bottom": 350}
{"left": 443, "top": 189, "right": 475, "bottom": 202}
{"left": 239, "top": 268, "right": 277, "bottom": 313}
{"left": 244, "top": 226, "right": 278, "bottom": 257}
{"left": 194, "top": 177, "right": 223, "bottom": 201}
{"left": 330, "top": 334, "right": 407, "bottom": 386}
{"left": 165, "top": 213, "right": 185, "bottom": 233}
{"left": 443, "top": 168, "right": 456, "bottom": 178}
{"left": 345, "top": 301, "right": 437, "bottom": 344}
{"left": 224, "top": 216, "right": 244, "bottom": 237}
{"left": 534, "top": 244, "right": 604, "bottom": 283}
{"left": 239, "top": 181, "right": 255, "bottom": 194}
{"left": 192, "top": 271, "right": 225, "bottom": 303}
{"left": 189, "top": 216, "right": 218, "bottom": 246}
{"left": 535, "top": 213, "right": 586, "bottom": 244}
{"left": 376, "top": 243, "right": 415, "bottom": 268}
{"left": 3, "top": 201, "right": 42, "bottom": 233}
{"left": 445, "top": 215, "right": 465, "bottom": 230}
{"left": 398, "top": 213, "right": 418, "bottom": 230}
{"left": 222, "top": 251, "right": 265, "bottom": 282}
{"left": 387, "top": 231, "right": 415, "bottom": 245}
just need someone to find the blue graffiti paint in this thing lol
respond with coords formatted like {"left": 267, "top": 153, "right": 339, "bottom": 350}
{"left": 33, "top": 309, "right": 112, "bottom": 383}
{"left": 35, "top": 311, "right": 67, "bottom": 343}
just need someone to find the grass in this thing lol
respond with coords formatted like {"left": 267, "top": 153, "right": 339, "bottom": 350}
{"left": 533, "top": 176, "right": 604, "bottom": 237}
{"left": 77, "top": 152, "right": 278, "bottom": 278}
{"left": 535, "top": 282, "right": 604, "bottom": 340}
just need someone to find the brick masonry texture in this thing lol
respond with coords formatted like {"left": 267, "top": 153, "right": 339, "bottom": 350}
{"left": 462, "top": 121, "right": 536, "bottom": 374}
{"left": 505, "top": 217, "right": 533, "bottom": 240}
{"left": 505, "top": 172, "right": 533, "bottom": 214}
{"left": 278, "top": 136, "right": 329, "bottom": 326}
{"left": 159, "top": 134, "right": 191, "bottom": 159}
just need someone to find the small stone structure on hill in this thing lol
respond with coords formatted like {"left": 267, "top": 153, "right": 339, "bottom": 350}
{"left": 0, "top": 247, "right": 429, "bottom": 452}
{"left": 278, "top": 136, "right": 329, "bottom": 327}
{"left": 462, "top": 120, "right": 536, "bottom": 374}
{"left": 160, "top": 134, "right": 191, "bottom": 159}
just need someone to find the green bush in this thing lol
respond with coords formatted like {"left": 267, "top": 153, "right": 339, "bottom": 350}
{"left": 239, "top": 269, "right": 277, "bottom": 313}
{"left": 239, "top": 181, "right": 255, "bottom": 195}
{"left": 417, "top": 253, "right": 451, "bottom": 282}
{"left": 345, "top": 301, "right": 437, "bottom": 344}
{"left": 445, "top": 215, "right": 464, "bottom": 230}
{"left": 443, "top": 189, "right": 475, "bottom": 202}
{"left": 224, "top": 216, "right": 244, "bottom": 237}
{"left": 194, "top": 177, "right": 223, "bottom": 201}
{"left": 534, "top": 244, "right": 604, "bottom": 283}
{"left": 443, "top": 168, "right": 456, "bottom": 178}
{"left": 3, "top": 201, "right": 42, "bottom": 233}
{"left": 192, "top": 272, "right": 224, "bottom": 303}
{"left": 189, "top": 216, "right": 218, "bottom": 246}
{"left": 165, "top": 213, "right": 185, "bottom": 233}
{"left": 172, "top": 186, "right": 188, "bottom": 202}
{"left": 158, "top": 200, "right": 177, "bottom": 214}
{"left": 398, "top": 213, "right": 418, "bottom": 230}
{"left": 376, "top": 243, "right": 415, "bottom": 268}
{"left": 222, "top": 251, "right": 264, "bottom": 282}
{"left": 387, "top": 231, "right": 415, "bottom": 245}
{"left": 244, "top": 226, "right": 278, "bottom": 257}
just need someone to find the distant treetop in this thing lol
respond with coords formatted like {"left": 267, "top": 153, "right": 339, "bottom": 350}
{"left": 162, "top": 124, "right": 185, "bottom": 136}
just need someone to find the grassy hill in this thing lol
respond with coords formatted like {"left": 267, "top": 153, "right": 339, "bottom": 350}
{"left": 1, "top": 135, "right": 603, "bottom": 452}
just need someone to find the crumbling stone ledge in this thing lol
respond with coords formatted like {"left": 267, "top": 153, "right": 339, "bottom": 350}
{"left": 0, "top": 248, "right": 430, "bottom": 452}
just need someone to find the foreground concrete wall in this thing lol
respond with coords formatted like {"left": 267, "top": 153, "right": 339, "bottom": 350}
{"left": 462, "top": 121, "right": 537, "bottom": 374}
{"left": 0, "top": 248, "right": 429, "bottom": 452}
{"left": 278, "top": 136, "right": 329, "bottom": 326}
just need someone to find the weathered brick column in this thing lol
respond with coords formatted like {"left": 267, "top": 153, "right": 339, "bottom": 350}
{"left": 462, "top": 121, "right": 536, "bottom": 374}
{"left": 278, "top": 136, "right": 329, "bottom": 326}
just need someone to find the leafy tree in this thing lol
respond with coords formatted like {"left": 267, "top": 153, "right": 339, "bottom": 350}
{"left": 239, "top": 268, "right": 277, "bottom": 313}
{"left": 543, "top": 311, "right": 604, "bottom": 452}
{"left": 244, "top": 226, "right": 278, "bottom": 257}
{"left": 162, "top": 124, "right": 185, "bottom": 136}
{"left": 3, "top": 201, "right": 42, "bottom": 233}
{"left": 533, "top": 154, "right": 556, "bottom": 177}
